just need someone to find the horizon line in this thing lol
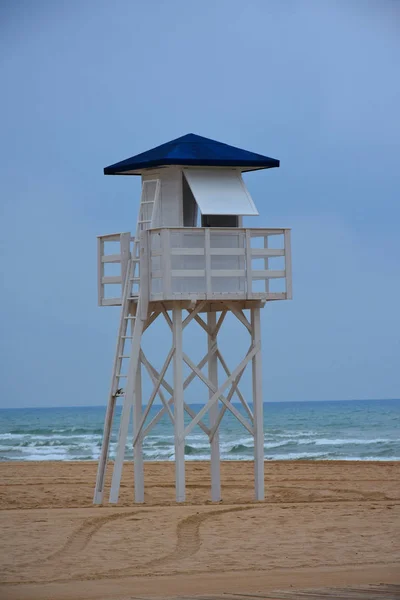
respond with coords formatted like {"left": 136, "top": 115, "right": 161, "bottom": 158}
{"left": 0, "top": 398, "right": 399, "bottom": 411}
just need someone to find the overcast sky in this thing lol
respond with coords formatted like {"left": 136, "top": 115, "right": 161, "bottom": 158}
{"left": 0, "top": 0, "right": 399, "bottom": 408}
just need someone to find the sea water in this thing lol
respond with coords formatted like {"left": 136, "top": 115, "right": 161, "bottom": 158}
{"left": 0, "top": 399, "right": 399, "bottom": 462}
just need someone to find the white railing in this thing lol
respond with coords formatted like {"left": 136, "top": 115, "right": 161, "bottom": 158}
{"left": 145, "top": 227, "right": 292, "bottom": 301}
{"left": 97, "top": 232, "right": 132, "bottom": 306}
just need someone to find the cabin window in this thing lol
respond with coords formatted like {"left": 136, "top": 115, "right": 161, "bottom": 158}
{"left": 201, "top": 214, "right": 239, "bottom": 228}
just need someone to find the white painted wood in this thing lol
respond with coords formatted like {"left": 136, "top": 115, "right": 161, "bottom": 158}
{"left": 245, "top": 229, "right": 253, "bottom": 300}
{"left": 102, "top": 276, "right": 122, "bottom": 285}
{"left": 109, "top": 386, "right": 133, "bottom": 504}
{"left": 263, "top": 235, "right": 270, "bottom": 294}
{"left": 182, "top": 301, "right": 207, "bottom": 330}
{"left": 132, "top": 348, "right": 174, "bottom": 447}
{"left": 252, "top": 269, "right": 285, "bottom": 279}
{"left": 96, "top": 195, "right": 292, "bottom": 506}
{"left": 141, "top": 369, "right": 211, "bottom": 438}
{"left": 225, "top": 302, "right": 252, "bottom": 333}
{"left": 101, "top": 253, "right": 122, "bottom": 263}
{"left": 214, "top": 310, "right": 227, "bottom": 336}
{"left": 210, "top": 248, "right": 246, "bottom": 256}
{"left": 170, "top": 269, "right": 206, "bottom": 277}
{"left": 97, "top": 232, "right": 132, "bottom": 307}
{"left": 120, "top": 232, "right": 131, "bottom": 289}
{"left": 251, "top": 248, "right": 284, "bottom": 257}
{"left": 251, "top": 307, "right": 264, "bottom": 501}
{"left": 209, "top": 368, "right": 244, "bottom": 440}
{"left": 205, "top": 228, "right": 211, "bottom": 296}
{"left": 148, "top": 228, "right": 291, "bottom": 302}
{"left": 170, "top": 248, "right": 205, "bottom": 256}
{"left": 101, "top": 298, "right": 122, "bottom": 306}
{"left": 183, "top": 168, "right": 259, "bottom": 215}
{"left": 140, "top": 350, "right": 175, "bottom": 424}
{"left": 93, "top": 396, "right": 116, "bottom": 504}
{"left": 94, "top": 256, "right": 135, "bottom": 503}
{"left": 210, "top": 269, "right": 246, "bottom": 277}
{"left": 208, "top": 312, "right": 220, "bottom": 501}
{"left": 97, "top": 237, "right": 104, "bottom": 307}
{"left": 183, "top": 344, "right": 258, "bottom": 438}
{"left": 193, "top": 314, "right": 210, "bottom": 335}
{"left": 161, "top": 229, "right": 172, "bottom": 297}
{"left": 109, "top": 297, "right": 146, "bottom": 503}
{"left": 133, "top": 360, "right": 144, "bottom": 503}
{"left": 284, "top": 229, "right": 293, "bottom": 299}
{"left": 217, "top": 348, "right": 254, "bottom": 423}
{"left": 97, "top": 232, "right": 125, "bottom": 241}
{"left": 139, "top": 232, "right": 150, "bottom": 321}
{"left": 173, "top": 307, "right": 185, "bottom": 502}
{"left": 140, "top": 350, "right": 211, "bottom": 438}
{"left": 143, "top": 309, "right": 160, "bottom": 333}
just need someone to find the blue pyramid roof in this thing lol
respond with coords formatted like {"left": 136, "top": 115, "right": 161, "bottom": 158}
{"left": 104, "top": 133, "right": 279, "bottom": 175}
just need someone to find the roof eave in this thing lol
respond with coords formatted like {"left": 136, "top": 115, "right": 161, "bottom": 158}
{"left": 104, "top": 159, "right": 280, "bottom": 176}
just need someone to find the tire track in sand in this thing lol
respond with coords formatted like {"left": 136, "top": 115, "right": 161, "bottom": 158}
{"left": 5, "top": 505, "right": 262, "bottom": 584}
{"left": 104, "top": 504, "right": 262, "bottom": 578}
{"left": 13, "top": 510, "right": 141, "bottom": 569}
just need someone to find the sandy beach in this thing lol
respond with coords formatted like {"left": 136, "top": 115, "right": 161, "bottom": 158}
{"left": 0, "top": 460, "right": 399, "bottom": 599}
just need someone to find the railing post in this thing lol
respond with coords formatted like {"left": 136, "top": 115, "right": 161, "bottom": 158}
{"left": 97, "top": 237, "right": 104, "bottom": 306}
{"left": 245, "top": 230, "right": 253, "bottom": 300}
{"left": 161, "top": 229, "right": 172, "bottom": 299}
{"left": 284, "top": 229, "right": 292, "bottom": 300}
{"left": 120, "top": 232, "right": 131, "bottom": 290}
{"left": 140, "top": 231, "right": 150, "bottom": 321}
{"left": 205, "top": 228, "right": 211, "bottom": 297}
{"left": 264, "top": 232, "right": 270, "bottom": 294}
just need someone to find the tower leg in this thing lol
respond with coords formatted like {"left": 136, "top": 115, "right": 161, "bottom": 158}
{"left": 173, "top": 306, "right": 185, "bottom": 502}
{"left": 109, "top": 317, "right": 145, "bottom": 504}
{"left": 208, "top": 311, "right": 221, "bottom": 501}
{"left": 134, "top": 360, "right": 144, "bottom": 503}
{"left": 93, "top": 397, "right": 116, "bottom": 504}
{"left": 251, "top": 307, "right": 264, "bottom": 501}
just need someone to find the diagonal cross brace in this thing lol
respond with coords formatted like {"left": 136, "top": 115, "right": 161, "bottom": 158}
{"left": 224, "top": 302, "right": 252, "bottom": 333}
{"left": 217, "top": 349, "right": 254, "bottom": 423}
{"left": 140, "top": 350, "right": 212, "bottom": 437}
{"left": 140, "top": 350, "right": 175, "bottom": 424}
{"left": 182, "top": 351, "right": 254, "bottom": 436}
{"left": 182, "top": 300, "right": 207, "bottom": 330}
{"left": 182, "top": 343, "right": 259, "bottom": 440}
{"left": 209, "top": 365, "right": 247, "bottom": 441}
{"left": 132, "top": 347, "right": 174, "bottom": 447}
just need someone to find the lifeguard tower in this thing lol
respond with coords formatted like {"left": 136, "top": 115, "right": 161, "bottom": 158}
{"left": 94, "top": 133, "right": 292, "bottom": 504}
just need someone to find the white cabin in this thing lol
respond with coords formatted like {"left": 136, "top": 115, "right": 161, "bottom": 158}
{"left": 98, "top": 135, "right": 291, "bottom": 306}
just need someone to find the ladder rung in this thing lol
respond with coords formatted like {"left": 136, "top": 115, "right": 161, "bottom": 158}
{"left": 141, "top": 201, "right": 155, "bottom": 205}
{"left": 129, "top": 277, "right": 140, "bottom": 282}
{"left": 117, "top": 374, "right": 127, "bottom": 378}
{"left": 124, "top": 316, "right": 136, "bottom": 319}
{"left": 118, "top": 355, "right": 130, "bottom": 359}
{"left": 122, "top": 336, "right": 133, "bottom": 339}
{"left": 138, "top": 220, "right": 151, "bottom": 224}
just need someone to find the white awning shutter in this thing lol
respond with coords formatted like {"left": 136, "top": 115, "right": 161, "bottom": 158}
{"left": 183, "top": 168, "right": 259, "bottom": 216}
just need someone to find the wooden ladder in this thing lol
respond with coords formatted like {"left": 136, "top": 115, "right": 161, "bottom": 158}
{"left": 94, "top": 179, "right": 160, "bottom": 504}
